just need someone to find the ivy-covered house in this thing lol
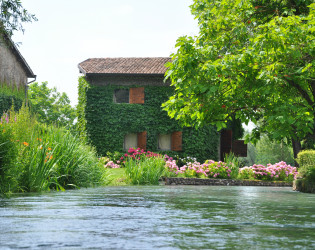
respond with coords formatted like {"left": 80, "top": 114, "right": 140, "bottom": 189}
{"left": 0, "top": 32, "right": 36, "bottom": 112}
{"left": 78, "top": 57, "right": 246, "bottom": 162}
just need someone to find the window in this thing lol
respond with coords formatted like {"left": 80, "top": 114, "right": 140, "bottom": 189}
{"left": 114, "top": 87, "right": 144, "bottom": 104}
{"left": 124, "top": 131, "right": 147, "bottom": 151}
{"left": 158, "top": 134, "right": 171, "bottom": 151}
{"left": 158, "top": 131, "right": 182, "bottom": 151}
{"left": 114, "top": 89, "right": 129, "bottom": 103}
{"left": 124, "top": 133, "right": 137, "bottom": 151}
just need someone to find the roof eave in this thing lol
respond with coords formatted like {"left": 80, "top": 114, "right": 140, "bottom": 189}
{"left": 3, "top": 32, "right": 36, "bottom": 78}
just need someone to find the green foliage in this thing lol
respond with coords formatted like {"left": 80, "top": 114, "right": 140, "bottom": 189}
{"left": 77, "top": 77, "right": 90, "bottom": 141}
{"left": 0, "top": 0, "right": 37, "bottom": 36}
{"left": 125, "top": 156, "right": 166, "bottom": 185}
{"left": 255, "top": 135, "right": 294, "bottom": 166}
{"left": 297, "top": 150, "right": 315, "bottom": 181}
{"left": 28, "top": 82, "right": 76, "bottom": 129}
{"left": 0, "top": 104, "right": 107, "bottom": 194}
{"left": 0, "top": 83, "right": 24, "bottom": 115}
{"left": 77, "top": 76, "right": 219, "bottom": 162}
{"left": 238, "top": 167, "right": 255, "bottom": 180}
{"left": 296, "top": 150, "right": 315, "bottom": 167}
{"left": 163, "top": 0, "right": 315, "bottom": 149}
{"left": 0, "top": 125, "right": 16, "bottom": 170}
{"left": 224, "top": 153, "right": 240, "bottom": 179}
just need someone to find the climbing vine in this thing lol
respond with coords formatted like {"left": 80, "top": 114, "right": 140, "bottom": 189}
{"left": 0, "top": 82, "right": 24, "bottom": 114}
{"left": 77, "top": 76, "right": 220, "bottom": 162}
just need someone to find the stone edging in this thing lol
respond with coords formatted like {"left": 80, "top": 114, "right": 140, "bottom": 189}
{"left": 164, "top": 177, "right": 292, "bottom": 187}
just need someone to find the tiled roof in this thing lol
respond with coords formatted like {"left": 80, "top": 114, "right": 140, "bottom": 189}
{"left": 78, "top": 57, "right": 171, "bottom": 75}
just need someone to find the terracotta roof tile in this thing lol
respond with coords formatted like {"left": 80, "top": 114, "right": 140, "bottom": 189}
{"left": 78, "top": 57, "right": 171, "bottom": 75}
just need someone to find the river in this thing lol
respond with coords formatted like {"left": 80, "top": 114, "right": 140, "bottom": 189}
{"left": 0, "top": 186, "right": 314, "bottom": 249}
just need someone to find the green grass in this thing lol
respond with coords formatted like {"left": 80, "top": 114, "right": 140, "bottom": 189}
{"left": 107, "top": 168, "right": 129, "bottom": 186}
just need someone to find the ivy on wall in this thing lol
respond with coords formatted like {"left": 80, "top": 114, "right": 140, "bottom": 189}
{"left": 77, "top": 76, "right": 220, "bottom": 162}
{"left": 0, "top": 83, "right": 24, "bottom": 114}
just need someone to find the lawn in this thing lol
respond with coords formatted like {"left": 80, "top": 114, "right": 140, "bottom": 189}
{"left": 107, "top": 168, "right": 128, "bottom": 186}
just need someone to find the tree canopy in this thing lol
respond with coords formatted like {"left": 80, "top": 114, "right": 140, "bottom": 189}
{"left": 0, "top": 0, "right": 37, "bottom": 36}
{"left": 163, "top": 0, "right": 315, "bottom": 156}
{"left": 28, "top": 82, "right": 76, "bottom": 129}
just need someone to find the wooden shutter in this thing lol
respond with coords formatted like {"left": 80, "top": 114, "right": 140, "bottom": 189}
{"left": 232, "top": 140, "right": 247, "bottom": 157}
{"left": 171, "top": 131, "right": 182, "bottom": 151}
{"left": 130, "top": 87, "right": 145, "bottom": 104}
{"left": 137, "top": 131, "right": 147, "bottom": 150}
{"left": 220, "top": 130, "right": 232, "bottom": 160}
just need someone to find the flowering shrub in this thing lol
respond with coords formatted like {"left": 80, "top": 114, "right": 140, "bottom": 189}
{"left": 164, "top": 159, "right": 180, "bottom": 177}
{"left": 122, "top": 148, "right": 161, "bottom": 160}
{"left": 179, "top": 161, "right": 207, "bottom": 178}
{"left": 238, "top": 162, "right": 298, "bottom": 182}
{"left": 238, "top": 167, "right": 255, "bottom": 179}
{"left": 206, "top": 161, "right": 233, "bottom": 179}
{"left": 164, "top": 159, "right": 235, "bottom": 179}
{"left": 104, "top": 161, "right": 120, "bottom": 168}
{"left": 173, "top": 154, "right": 197, "bottom": 167}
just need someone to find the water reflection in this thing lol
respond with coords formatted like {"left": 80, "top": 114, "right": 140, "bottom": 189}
{"left": 0, "top": 186, "right": 314, "bottom": 249}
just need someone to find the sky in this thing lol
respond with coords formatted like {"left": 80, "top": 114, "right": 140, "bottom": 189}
{"left": 13, "top": 0, "right": 199, "bottom": 106}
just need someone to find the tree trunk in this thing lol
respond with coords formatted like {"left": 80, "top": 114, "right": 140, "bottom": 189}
{"left": 291, "top": 138, "right": 302, "bottom": 167}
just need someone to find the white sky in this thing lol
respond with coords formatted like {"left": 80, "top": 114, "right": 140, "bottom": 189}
{"left": 13, "top": 0, "right": 199, "bottom": 106}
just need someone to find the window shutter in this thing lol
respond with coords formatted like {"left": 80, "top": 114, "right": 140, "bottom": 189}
{"left": 220, "top": 129, "right": 232, "bottom": 160}
{"left": 232, "top": 140, "right": 247, "bottom": 157}
{"left": 171, "top": 131, "right": 182, "bottom": 151}
{"left": 130, "top": 87, "right": 144, "bottom": 104}
{"left": 137, "top": 131, "right": 147, "bottom": 150}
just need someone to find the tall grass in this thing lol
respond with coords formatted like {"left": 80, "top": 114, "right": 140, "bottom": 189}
{"left": 224, "top": 153, "right": 240, "bottom": 179}
{"left": 125, "top": 155, "right": 166, "bottom": 185}
{"left": 0, "top": 104, "right": 107, "bottom": 194}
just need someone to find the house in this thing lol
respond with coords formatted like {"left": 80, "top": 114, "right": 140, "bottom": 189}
{"left": 78, "top": 57, "right": 246, "bottom": 161}
{"left": 0, "top": 32, "right": 36, "bottom": 91}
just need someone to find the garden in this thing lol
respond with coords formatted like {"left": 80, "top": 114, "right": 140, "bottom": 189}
{"left": 100, "top": 147, "right": 313, "bottom": 188}
{"left": 1, "top": 102, "right": 315, "bottom": 195}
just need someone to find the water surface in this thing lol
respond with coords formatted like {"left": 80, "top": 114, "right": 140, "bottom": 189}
{"left": 0, "top": 186, "right": 314, "bottom": 249}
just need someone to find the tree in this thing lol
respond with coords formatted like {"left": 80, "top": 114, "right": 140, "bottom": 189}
{"left": 163, "top": 0, "right": 315, "bottom": 158}
{"left": 28, "top": 82, "right": 76, "bottom": 129}
{"left": 0, "top": 0, "right": 37, "bottom": 36}
{"left": 255, "top": 135, "right": 294, "bottom": 166}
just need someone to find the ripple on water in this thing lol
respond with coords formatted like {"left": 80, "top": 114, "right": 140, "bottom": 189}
{"left": 0, "top": 186, "right": 314, "bottom": 249}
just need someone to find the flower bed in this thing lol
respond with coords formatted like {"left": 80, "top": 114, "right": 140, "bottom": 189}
{"left": 100, "top": 148, "right": 298, "bottom": 184}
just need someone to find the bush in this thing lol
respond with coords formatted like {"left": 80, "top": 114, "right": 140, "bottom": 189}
{"left": 297, "top": 150, "right": 315, "bottom": 167}
{"left": 238, "top": 162, "right": 297, "bottom": 182}
{"left": 165, "top": 159, "right": 236, "bottom": 179}
{"left": 297, "top": 150, "right": 315, "bottom": 181}
{"left": 238, "top": 167, "right": 255, "bottom": 180}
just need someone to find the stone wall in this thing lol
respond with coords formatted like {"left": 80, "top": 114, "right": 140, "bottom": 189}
{"left": 0, "top": 36, "right": 28, "bottom": 89}
{"left": 165, "top": 177, "right": 292, "bottom": 187}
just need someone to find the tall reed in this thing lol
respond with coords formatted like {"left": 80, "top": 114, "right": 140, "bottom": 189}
{"left": 125, "top": 155, "right": 166, "bottom": 185}
{"left": 0, "top": 104, "right": 107, "bottom": 194}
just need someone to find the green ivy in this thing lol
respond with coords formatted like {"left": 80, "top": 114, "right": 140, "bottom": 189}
{"left": 77, "top": 76, "right": 220, "bottom": 162}
{"left": 0, "top": 83, "right": 24, "bottom": 114}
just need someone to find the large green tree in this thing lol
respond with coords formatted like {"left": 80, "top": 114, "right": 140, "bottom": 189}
{"left": 0, "top": 0, "right": 37, "bottom": 36}
{"left": 28, "top": 82, "right": 76, "bottom": 129}
{"left": 163, "top": 0, "right": 314, "bottom": 158}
